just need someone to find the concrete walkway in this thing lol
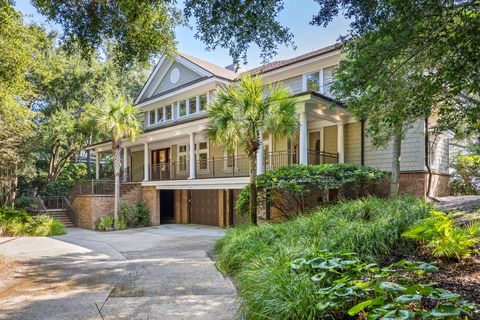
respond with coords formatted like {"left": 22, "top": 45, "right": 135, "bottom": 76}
{"left": 0, "top": 225, "right": 239, "bottom": 320}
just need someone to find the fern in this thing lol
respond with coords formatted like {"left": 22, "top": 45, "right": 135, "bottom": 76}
{"left": 403, "top": 211, "right": 480, "bottom": 260}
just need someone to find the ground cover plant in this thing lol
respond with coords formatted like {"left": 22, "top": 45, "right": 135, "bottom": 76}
{"left": 216, "top": 196, "right": 480, "bottom": 319}
{"left": 0, "top": 207, "right": 65, "bottom": 236}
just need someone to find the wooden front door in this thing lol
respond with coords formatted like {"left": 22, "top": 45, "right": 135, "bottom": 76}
{"left": 151, "top": 148, "right": 170, "bottom": 180}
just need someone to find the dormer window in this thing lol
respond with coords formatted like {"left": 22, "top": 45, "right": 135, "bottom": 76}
{"left": 179, "top": 100, "right": 187, "bottom": 117}
{"left": 199, "top": 94, "right": 208, "bottom": 112}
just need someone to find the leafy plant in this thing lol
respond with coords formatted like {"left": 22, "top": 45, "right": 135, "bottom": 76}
{"left": 451, "top": 155, "right": 480, "bottom": 195}
{"left": 403, "top": 211, "right": 480, "bottom": 259}
{"left": 236, "top": 163, "right": 385, "bottom": 218}
{"left": 120, "top": 201, "right": 150, "bottom": 228}
{"left": 95, "top": 214, "right": 115, "bottom": 231}
{"left": 0, "top": 207, "right": 65, "bottom": 236}
{"left": 39, "top": 180, "right": 74, "bottom": 197}
{"left": 216, "top": 197, "right": 433, "bottom": 319}
{"left": 292, "top": 251, "right": 478, "bottom": 319}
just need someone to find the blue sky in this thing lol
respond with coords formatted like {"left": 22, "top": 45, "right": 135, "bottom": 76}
{"left": 14, "top": 1, "right": 349, "bottom": 69}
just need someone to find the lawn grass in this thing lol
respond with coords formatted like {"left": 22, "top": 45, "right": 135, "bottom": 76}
{"left": 216, "top": 196, "right": 432, "bottom": 319}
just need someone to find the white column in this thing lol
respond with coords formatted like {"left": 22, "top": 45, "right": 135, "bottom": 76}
{"left": 123, "top": 147, "right": 128, "bottom": 180}
{"left": 256, "top": 129, "right": 265, "bottom": 175}
{"left": 337, "top": 122, "right": 345, "bottom": 163}
{"left": 299, "top": 110, "right": 308, "bottom": 165}
{"left": 144, "top": 143, "right": 149, "bottom": 181}
{"left": 95, "top": 149, "right": 100, "bottom": 180}
{"left": 188, "top": 132, "right": 196, "bottom": 179}
{"left": 320, "top": 127, "right": 325, "bottom": 152}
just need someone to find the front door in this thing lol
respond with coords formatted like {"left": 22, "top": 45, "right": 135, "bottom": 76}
{"left": 151, "top": 148, "right": 170, "bottom": 180}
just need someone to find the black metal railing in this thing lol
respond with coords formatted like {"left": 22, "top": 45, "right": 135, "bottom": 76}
{"left": 70, "top": 179, "right": 115, "bottom": 195}
{"left": 148, "top": 150, "right": 338, "bottom": 181}
{"left": 121, "top": 165, "right": 144, "bottom": 183}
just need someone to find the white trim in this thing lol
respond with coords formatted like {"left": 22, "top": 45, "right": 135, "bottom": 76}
{"left": 141, "top": 177, "right": 249, "bottom": 190}
{"left": 134, "top": 56, "right": 166, "bottom": 105}
{"left": 256, "top": 49, "right": 341, "bottom": 78}
{"left": 136, "top": 77, "right": 229, "bottom": 108}
{"left": 319, "top": 68, "right": 324, "bottom": 94}
{"left": 176, "top": 55, "right": 212, "bottom": 78}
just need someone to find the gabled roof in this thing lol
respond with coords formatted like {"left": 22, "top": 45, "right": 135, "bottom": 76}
{"left": 179, "top": 52, "right": 238, "bottom": 81}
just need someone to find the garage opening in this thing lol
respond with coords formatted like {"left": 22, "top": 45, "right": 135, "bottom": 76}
{"left": 159, "top": 190, "right": 175, "bottom": 224}
{"left": 190, "top": 190, "right": 219, "bottom": 226}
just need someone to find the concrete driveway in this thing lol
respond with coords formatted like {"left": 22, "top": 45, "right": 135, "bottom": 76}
{"left": 0, "top": 225, "right": 239, "bottom": 320}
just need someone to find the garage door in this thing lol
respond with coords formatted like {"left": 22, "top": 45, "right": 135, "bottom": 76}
{"left": 190, "top": 190, "right": 219, "bottom": 226}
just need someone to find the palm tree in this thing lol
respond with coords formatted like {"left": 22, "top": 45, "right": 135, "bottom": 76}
{"left": 97, "top": 96, "right": 142, "bottom": 229}
{"left": 207, "top": 74, "right": 297, "bottom": 225}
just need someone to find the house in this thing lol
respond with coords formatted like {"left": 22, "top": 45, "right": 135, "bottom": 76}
{"left": 75, "top": 43, "right": 450, "bottom": 229}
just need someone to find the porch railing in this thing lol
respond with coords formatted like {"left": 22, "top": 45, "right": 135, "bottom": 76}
{"left": 70, "top": 179, "right": 115, "bottom": 195}
{"left": 149, "top": 150, "right": 338, "bottom": 181}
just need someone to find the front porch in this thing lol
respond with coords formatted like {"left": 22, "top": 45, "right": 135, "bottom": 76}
{"left": 88, "top": 92, "right": 354, "bottom": 185}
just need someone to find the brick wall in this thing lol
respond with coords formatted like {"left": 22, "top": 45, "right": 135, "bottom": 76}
{"left": 71, "top": 195, "right": 114, "bottom": 230}
{"left": 142, "top": 186, "right": 160, "bottom": 225}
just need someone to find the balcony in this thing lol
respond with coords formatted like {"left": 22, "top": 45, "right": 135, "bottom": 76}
{"left": 147, "top": 150, "right": 338, "bottom": 181}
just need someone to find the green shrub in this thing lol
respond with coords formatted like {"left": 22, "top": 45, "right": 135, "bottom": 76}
{"left": 0, "top": 207, "right": 65, "bottom": 236}
{"left": 95, "top": 214, "right": 115, "bottom": 231}
{"left": 403, "top": 211, "right": 480, "bottom": 259}
{"left": 290, "top": 251, "right": 477, "bottom": 319}
{"left": 95, "top": 214, "right": 127, "bottom": 231}
{"left": 14, "top": 196, "right": 36, "bottom": 209}
{"left": 451, "top": 155, "right": 480, "bottom": 195}
{"left": 236, "top": 163, "right": 385, "bottom": 218}
{"left": 216, "top": 196, "right": 432, "bottom": 319}
{"left": 120, "top": 201, "right": 149, "bottom": 228}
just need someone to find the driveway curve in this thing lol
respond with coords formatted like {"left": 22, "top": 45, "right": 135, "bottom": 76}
{"left": 0, "top": 225, "right": 239, "bottom": 320}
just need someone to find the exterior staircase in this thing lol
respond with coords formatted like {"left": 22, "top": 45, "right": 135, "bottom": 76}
{"left": 46, "top": 209, "right": 75, "bottom": 227}
{"left": 34, "top": 196, "right": 75, "bottom": 227}
{"left": 120, "top": 183, "right": 143, "bottom": 204}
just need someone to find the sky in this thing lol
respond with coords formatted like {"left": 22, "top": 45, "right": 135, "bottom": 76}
{"left": 14, "top": 0, "right": 349, "bottom": 70}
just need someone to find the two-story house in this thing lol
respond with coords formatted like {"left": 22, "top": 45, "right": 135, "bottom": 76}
{"left": 81, "top": 43, "right": 450, "bottom": 229}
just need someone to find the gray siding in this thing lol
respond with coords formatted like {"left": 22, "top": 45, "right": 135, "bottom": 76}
{"left": 282, "top": 76, "right": 303, "bottom": 94}
{"left": 153, "top": 62, "right": 203, "bottom": 96}
{"left": 364, "top": 120, "right": 425, "bottom": 172}
{"left": 429, "top": 133, "right": 449, "bottom": 174}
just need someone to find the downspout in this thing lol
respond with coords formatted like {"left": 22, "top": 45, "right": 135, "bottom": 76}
{"left": 360, "top": 120, "right": 365, "bottom": 166}
{"left": 425, "top": 118, "right": 432, "bottom": 198}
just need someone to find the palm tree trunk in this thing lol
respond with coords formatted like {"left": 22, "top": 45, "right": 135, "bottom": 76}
{"left": 248, "top": 153, "right": 258, "bottom": 225}
{"left": 390, "top": 124, "right": 402, "bottom": 196}
{"left": 113, "top": 143, "right": 121, "bottom": 229}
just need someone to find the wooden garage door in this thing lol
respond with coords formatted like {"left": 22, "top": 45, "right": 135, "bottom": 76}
{"left": 190, "top": 190, "right": 219, "bottom": 226}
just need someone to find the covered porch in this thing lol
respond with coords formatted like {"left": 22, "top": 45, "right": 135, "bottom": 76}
{"left": 88, "top": 92, "right": 353, "bottom": 183}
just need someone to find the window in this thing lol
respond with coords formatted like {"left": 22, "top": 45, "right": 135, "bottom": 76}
{"left": 199, "top": 94, "right": 208, "bottom": 112}
{"left": 306, "top": 72, "right": 320, "bottom": 92}
{"left": 149, "top": 110, "right": 156, "bottom": 125}
{"left": 322, "top": 65, "right": 337, "bottom": 96}
{"left": 225, "top": 149, "right": 236, "bottom": 169}
{"left": 189, "top": 97, "right": 197, "bottom": 114}
{"left": 156, "top": 107, "right": 163, "bottom": 123}
{"left": 178, "top": 145, "right": 187, "bottom": 172}
{"left": 179, "top": 100, "right": 187, "bottom": 117}
{"left": 165, "top": 105, "right": 172, "bottom": 120}
{"left": 197, "top": 142, "right": 208, "bottom": 170}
